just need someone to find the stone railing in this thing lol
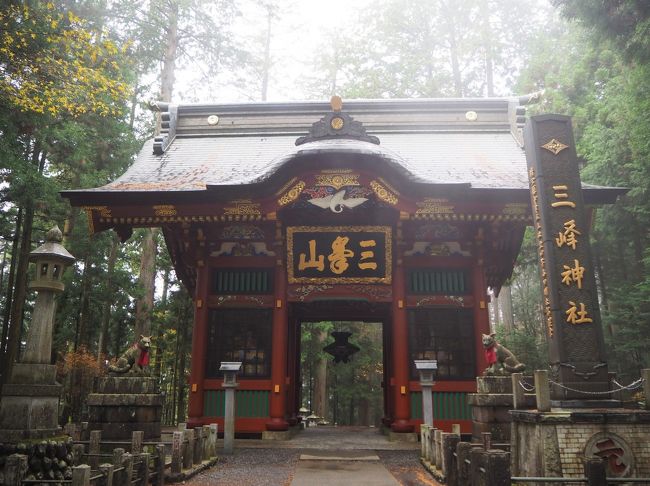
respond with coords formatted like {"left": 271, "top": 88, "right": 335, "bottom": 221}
{"left": 2, "top": 425, "right": 218, "bottom": 486}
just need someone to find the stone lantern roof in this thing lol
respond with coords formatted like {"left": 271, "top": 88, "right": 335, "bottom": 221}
{"left": 29, "top": 226, "right": 75, "bottom": 264}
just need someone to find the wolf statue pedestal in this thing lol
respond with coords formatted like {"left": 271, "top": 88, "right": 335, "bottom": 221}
{"left": 87, "top": 376, "right": 162, "bottom": 440}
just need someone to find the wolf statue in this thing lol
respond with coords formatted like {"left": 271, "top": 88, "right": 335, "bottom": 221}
{"left": 482, "top": 333, "right": 526, "bottom": 375}
{"left": 108, "top": 335, "right": 152, "bottom": 375}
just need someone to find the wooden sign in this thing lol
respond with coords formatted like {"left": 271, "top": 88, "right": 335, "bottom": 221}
{"left": 287, "top": 226, "right": 392, "bottom": 284}
{"left": 525, "top": 115, "right": 609, "bottom": 397}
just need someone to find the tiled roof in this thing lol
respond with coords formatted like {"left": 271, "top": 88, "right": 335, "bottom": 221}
{"left": 62, "top": 97, "right": 624, "bottom": 201}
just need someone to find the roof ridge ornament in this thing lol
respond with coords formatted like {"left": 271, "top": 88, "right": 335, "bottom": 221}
{"left": 295, "top": 96, "right": 380, "bottom": 146}
{"left": 150, "top": 101, "right": 178, "bottom": 155}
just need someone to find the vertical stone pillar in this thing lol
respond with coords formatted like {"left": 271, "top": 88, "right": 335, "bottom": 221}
{"left": 391, "top": 258, "right": 413, "bottom": 433}
{"left": 171, "top": 431, "right": 183, "bottom": 474}
{"left": 188, "top": 261, "right": 209, "bottom": 425}
{"left": 223, "top": 385, "right": 237, "bottom": 454}
{"left": 22, "top": 292, "right": 57, "bottom": 364}
{"left": 267, "top": 255, "right": 289, "bottom": 431}
{"left": 525, "top": 115, "right": 609, "bottom": 397}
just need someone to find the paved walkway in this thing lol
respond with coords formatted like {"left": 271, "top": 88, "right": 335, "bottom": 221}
{"left": 185, "top": 426, "right": 441, "bottom": 486}
{"left": 290, "top": 449, "right": 399, "bottom": 486}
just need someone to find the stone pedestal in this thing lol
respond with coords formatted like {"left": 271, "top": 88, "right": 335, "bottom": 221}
{"left": 0, "top": 363, "right": 63, "bottom": 441}
{"left": 87, "top": 376, "right": 162, "bottom": 439}
{"left": 511, "top": 407, "right": 650, "bottom": 481}
{"left": 467, "top": 376, "right": 534, "bottom": 443}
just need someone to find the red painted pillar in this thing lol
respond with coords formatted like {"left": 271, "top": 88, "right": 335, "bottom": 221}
{"left": 473, "top": 243, "right": 491, "bottom": 376}
{"left": 266, "top": 259, "right": 289, "bottom": 431}
{"left": 391, "top": 258, "right": 414, "bottom": 433}
{"left": 188, "top": 261, "right": 209, "bottom": 426}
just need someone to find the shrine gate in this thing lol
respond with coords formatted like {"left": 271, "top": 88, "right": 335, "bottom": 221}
{"left": 62, "top": 97, "right": 622, "bottom": 436}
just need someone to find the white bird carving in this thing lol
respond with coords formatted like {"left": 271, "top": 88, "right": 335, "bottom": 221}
{"left": 307, "top": 190, "right": 368, "bottom": 213}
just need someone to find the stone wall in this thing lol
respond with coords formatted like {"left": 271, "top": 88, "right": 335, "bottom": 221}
{"left": 511, "top": 409, "right": 650, "bottom": 480}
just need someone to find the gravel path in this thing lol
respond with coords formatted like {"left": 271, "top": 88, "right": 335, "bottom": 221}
{"left": 184, "top": 448, "right": 441, "bottom": 486}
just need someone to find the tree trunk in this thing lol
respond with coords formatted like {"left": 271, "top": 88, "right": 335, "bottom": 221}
{"left": 480, "top": 0, "right": 495, "bottom": 96}
{"left": 74, "top": 252, "right": 93, "bottom": 351}
{"left": 442, "top": 3, "right": 463, "bottom": 97}
{"left": 312, "top": 329, "right": 328, "bottom": 420}
{"left": 260, "top": 5, "right": 274, "bottom": 101}
{"left": 135, "top": 228, "right": 157, "bottom": 338}
{"left": 97, "top": 233, "right": 119, "bottom": 362}
{"left": 499, "top": 285, "right": 514, "bottom": 332}
{"left": 176, "top": 318, "right": 188, "bottom": 424}
{"left": 4, "top": 198, "right": 35, "bottom": 378}
{"left": 0, "top": 207, "right": 22, "bottom": 388}
{"left": 153, "top": 268, "right": 170, "bottom": 377}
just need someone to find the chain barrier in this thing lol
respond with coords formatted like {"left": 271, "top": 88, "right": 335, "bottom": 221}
{"left": 518, "top": 380, "right": 535, "bottom": 392}
{"left": 517, "top": 377, "right": 644, "bottom": 395}
{"left": 548, "top": 377, "right": 645, "bottom": 396}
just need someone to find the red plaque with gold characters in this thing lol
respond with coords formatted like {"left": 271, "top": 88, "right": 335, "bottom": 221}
{"left": 287, "top": 226, "right": 392, "bottom": 284}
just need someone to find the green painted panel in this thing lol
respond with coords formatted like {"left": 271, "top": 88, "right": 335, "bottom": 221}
{"left": 408, "top": 270, "right": 469, "bottom": 295}
{"left": 410, "top": 392, "right": 470, "bottom": 421}
{"left": 204, "top": 390, "right": 270, "bottom": 418}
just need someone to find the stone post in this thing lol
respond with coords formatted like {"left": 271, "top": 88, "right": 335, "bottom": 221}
{"left": 111, "top": 448, "right": 125, "bottom": 485}
{"left": 220, "top": 361, "right": 242, "bottom": 454}
{"left": 441, "top": 432, "right": 460, "bottom": 480}
{"left": 131, "top": 430, "right": 144, "bottom": 454}
{"left": 643, "top": 369, "right": 650, "bottom": 410}
{"left": 89, "top": 430, "right": 101, "bottom": 470}
{"left": 123, "top": 453, "right": 134, "bottom": 486}
{"left": 534, "top": 370, "right": 551, "bottom": 412}
{"left": 512, "top": 372, "right": 525, "bottom": 409}
{"left": 183, "top": 428, "right": 194, "bottom": 469}
{"left": 193, "top": 427, "right": 203, "bottom": 464}
{"left": 202, "top": 425, "right": 211, "bottom": 460}
{"left": 208, "top": 423, "right": 218, "bottom": 457}
{"left": 99, "top": 463, "right": 114, "bottom": 486}
{"left": 456, "top": 442, "right": 472, "bottom": 486}
{"left": 171, "top": 431, "right": 183, "bottom": 474}
{"left": 443, "top": 434, "right": 460, "bottom": 486}
{"left": 4, "top": 454, "right": 28, "bottom": 486}
{"left": 139, "top": 452, "right": 151, "bottom": 485}
{"left": 155, "top": 444, "right": 166, "bottom": 486}
{"left": 434, "top": 429, "right": 443, "bottom": 469}
{"left": 72, "top": 464, "right": 91, "bottom": 486}
{"left": 486, "top": 449, "right": 510, "bottom": 486}
{"left": 420, "top": 424, "right": 430, "bottom": 460}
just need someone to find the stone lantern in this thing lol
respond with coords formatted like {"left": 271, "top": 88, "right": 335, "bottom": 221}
{"left": 23, "top": 226, "right": 75, "bottom": 364}
{"left": 414, "top": 360, "right": 438, "bottom": 426}
{"left": 220, "top": 361, "right": 242, "bottom": 454}
{"left": 0, "top": 226, "right": 75, "bottom": 440}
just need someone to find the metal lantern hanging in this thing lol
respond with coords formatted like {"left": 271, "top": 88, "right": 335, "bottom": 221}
{"left": 323, "top": 331, "right": 360, "bottom": 364}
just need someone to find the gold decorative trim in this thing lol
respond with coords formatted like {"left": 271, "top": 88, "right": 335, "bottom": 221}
{"left": 541, "top": 138, "right": 569, "bottom": 155}
{"left": 502, "top": 203, "right": 528, "bottom": 216}
{"left": 377, "top": 177, "right": 400, "bottom": 195}
{"left": 415, "top": 198, "right": 455, "bottom": 215}
{"left": 287, "top": 225, "right": 392, "bottom": 284}
{"left": 529, "top": 166, "right": 554, "bottom": 337}
{"left": 321, "top": 169, "right": 353, "bottom": 174}
{"left": 370, "top": 180, "right": 398, "bottom": 205}
{"left": 153, "top": 204, "right": 177, "bottom": 216}
{"left": 315, "top": 173, "right": 360, "bottom": 190}
{"left": 82, "top": 206, "right": 112, "bottom": 218}
{"left": 224, "top": 199, "right": 261, "bottom": 216}
{"left": 84, "top": 208, "right": 95, "bottom": 234}
{"left": 278, "top": 181, "right": 305, "bottom": 206}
